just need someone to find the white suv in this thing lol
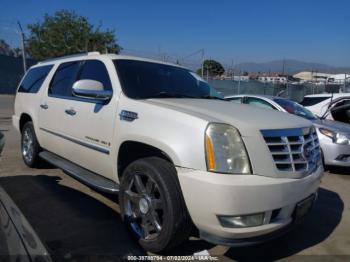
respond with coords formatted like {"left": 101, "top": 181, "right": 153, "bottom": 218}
{"left": 13, "top": 52, "right": 323, "bottom": 252}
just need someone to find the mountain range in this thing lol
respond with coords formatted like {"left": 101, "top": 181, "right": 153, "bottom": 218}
{"left": 234, "top": 59, "right": 350, "bottom": 74}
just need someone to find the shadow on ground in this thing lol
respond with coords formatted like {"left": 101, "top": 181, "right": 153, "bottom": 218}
{"left": 0, "top": 175, "right": 344, "bottom": 261}
{"left": 326, "top": 165, "right": 350, "bottom": 176}
{"left": 0, "top": 175, "right": 146, "bottom": 261}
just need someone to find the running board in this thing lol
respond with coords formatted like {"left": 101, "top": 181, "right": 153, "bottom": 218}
{"left": 39, "top": 151, "right": 119, "bottom": 194}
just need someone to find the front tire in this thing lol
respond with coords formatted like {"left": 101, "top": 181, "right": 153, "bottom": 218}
{"left": 119, "top": 157, "right": 191, "bottom": 253}
{"left": 21, "top": 121, "right": 42, "bottom": 167}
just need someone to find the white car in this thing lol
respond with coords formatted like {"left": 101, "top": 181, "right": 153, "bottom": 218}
{"left": 13, "top": 52, "right": 323, "bottom": 252}
{"left": 226, "top": 94, "right": 350, "bottom": 167}
{"left": 300, "top": 93, "right": 350, "bottom": 121}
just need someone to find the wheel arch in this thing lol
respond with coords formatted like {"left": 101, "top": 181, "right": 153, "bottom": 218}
{"left": 19, "top": 113, "right": 33, "bottom": 133}
{"left": 117, "top": 140, "right": 177, "bottom": 178}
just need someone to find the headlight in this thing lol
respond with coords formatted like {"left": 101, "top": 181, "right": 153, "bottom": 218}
{"left": 334, "top": 133, "right": 350, "bottom": 145}
{"left": 205, "top": 123, "right": 251, "bottom": 174}
{"left": 319, "top": 128, "right": 350, "bottom": 145}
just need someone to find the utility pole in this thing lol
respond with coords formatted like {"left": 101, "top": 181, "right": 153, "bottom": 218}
{"left": 344, "top": 73, "right": 347, "bottom": 92}
{"left": 238, "top": 69, "right": 241, "bottom": 94}
{"left": 231, "top": 59, "right": 234, "bottom": 80}
{"left": 178, "top": 49, "right": 204, "bottom": 77}
{"left": 17, "top": 21, "right": 26, "bottom": 73}
{"left": 201, "top": 49, "right": 204, "bottom": 78}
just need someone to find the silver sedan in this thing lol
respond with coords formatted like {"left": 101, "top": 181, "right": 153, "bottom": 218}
{"left": 226, "top": 94, "right": 350, "bottom": 167}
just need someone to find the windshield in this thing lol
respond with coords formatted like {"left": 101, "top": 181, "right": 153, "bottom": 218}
{"left": 114, "top": 59, "right": 223, "bottom": 99}
{"left": 274, "top": 98, "right": 317, "bottom": 120}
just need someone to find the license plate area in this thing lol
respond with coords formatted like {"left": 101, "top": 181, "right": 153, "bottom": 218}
{"left": 293, "top": 194, "right": 315, "bottom": 223}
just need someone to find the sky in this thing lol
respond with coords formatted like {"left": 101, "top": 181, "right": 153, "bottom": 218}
{"left": 0, "top": 0, "right": 349, "bottom": 67}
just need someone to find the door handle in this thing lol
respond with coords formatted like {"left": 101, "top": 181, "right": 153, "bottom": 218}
{"left": 40, "top": 104, "right": 48, "bottom": 109}
{"left": 65, "top": 109, "right": 76, "bottom": 116}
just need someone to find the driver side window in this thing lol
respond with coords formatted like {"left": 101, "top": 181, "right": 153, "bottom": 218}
{"left": 49, "top": 60, "right": 112, "bottom": 99}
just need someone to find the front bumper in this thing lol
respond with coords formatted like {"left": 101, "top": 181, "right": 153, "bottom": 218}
{"left": 321, "top": 138, "right": 350, "bottom": 167}
{"left": 177, "top": 165, "right": 323, "bottom": 245}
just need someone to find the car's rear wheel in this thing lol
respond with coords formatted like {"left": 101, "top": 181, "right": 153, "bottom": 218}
{"left": 119, "top": 157, "right": 191, "bottom": 253}
{"left": 21, "top": 122, "right": 42, "bottom": 167}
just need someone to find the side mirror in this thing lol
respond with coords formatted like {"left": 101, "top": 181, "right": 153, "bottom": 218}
{"left": 72, "top": 80, "right": 112, "bottom": 101}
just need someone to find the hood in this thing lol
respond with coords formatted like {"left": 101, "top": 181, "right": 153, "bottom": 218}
{"left": 313, "top": 119, "right": 350, "bottom": 133}
{"left": 145, "top": 99, "right": 312, "bottom": 136}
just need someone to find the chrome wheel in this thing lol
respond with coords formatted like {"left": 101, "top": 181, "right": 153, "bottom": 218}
{"left": 22, "top": 128, "right": 34, "bottom": 163}
{"left": 124, "top": 173, "right": 164, "bottom": 240}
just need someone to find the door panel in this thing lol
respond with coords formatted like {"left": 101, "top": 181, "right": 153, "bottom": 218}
{"left": 39, "top": 59, "right": 117, "bottom": 180}
{"left": 39, "top": 61, "right": 81, "bottom": 157}
{"left": 59, "top": 99, "right": 117, "bottom": 179}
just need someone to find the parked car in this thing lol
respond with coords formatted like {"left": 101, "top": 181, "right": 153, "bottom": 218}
{"left": 13, "top": 52, "right": 323, "bottom": 252}
{"left": 0, "top": 131, "right": 4, "bottom": 155}
{"left": 0, "top": 186, "right": 51, "bottom": 261}
{"left": 226, "top": 95, "right": 350, "bottom": 167}
{"left": 300, "top": 93, "right": 350, "bottom": 123}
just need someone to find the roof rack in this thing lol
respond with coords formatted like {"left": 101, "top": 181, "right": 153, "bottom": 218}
{"left": 39, "top": 51, "right": 101, "bottom": 64}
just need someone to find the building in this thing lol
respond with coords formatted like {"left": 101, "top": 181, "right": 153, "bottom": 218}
{"left": 233, "top": 75, "right": 249, "bottom": 81}
{"left": 257, "top": 74, "right": 287, "bottom": 84}
{"left": 327, "top": 74, "right": 350, "bottom": 85}
{"left": 293, "top": 71, "right": 333, "bottom": 82}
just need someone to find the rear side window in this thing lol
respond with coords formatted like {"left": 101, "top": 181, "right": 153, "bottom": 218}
{"left": 78, "top": 60, "right": 112, "bottom": 90}
{"left": 300, "top": 97, "right": 330, "bottom": 106}
{"left": 49, "top": 61, "right": 81, "bottom": 97}
{"left": 18, "top": 65, "right": 53, "bottom": 93}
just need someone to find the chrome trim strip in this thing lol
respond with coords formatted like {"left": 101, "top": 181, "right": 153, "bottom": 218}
{"left": 40, "top": 128, "right": 110, "bottom": 155}
{"left": 261, "top": 127, "right": 321, "bottom": 177}
{"left": 261, "top": 127, "right": 311, "bottom": 137}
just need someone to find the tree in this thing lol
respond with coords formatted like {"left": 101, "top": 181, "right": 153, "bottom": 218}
{"left": 0, "top": 39, "right": 14, "bottom": 56}
{"left": 197, "top": 59, "right": 225, "bottom": 76}
{"left": 26, "top": 10, "right": 121, "bottom": 60}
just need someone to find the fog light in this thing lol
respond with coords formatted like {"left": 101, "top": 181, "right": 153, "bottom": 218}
{"left": 218, "top": 213, "right": 265, "bottom": 228}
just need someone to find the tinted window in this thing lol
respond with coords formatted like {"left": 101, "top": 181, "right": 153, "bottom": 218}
{"left": 114, "top": 59, "right": 222, "bottom": 99}
{"left": 245, "top": 97, "right": 276, "bottom": 110}
{"left": 78, "top": 60, "right": 112, "bottom": 91}
{"left": 49, "top": 61, "right": 81, "bottom": 97}
{"left": 274, "top": 98, "right": 317, "bottom": 120}
{"left": 18, "top": 65, "right": 53, "bottom": 93}
{"left": 300, "top": 97, "right": 330, "bottom": 106}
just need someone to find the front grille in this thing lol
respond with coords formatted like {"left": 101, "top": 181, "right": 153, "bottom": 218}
{"left": 261, "top": 127, "right": 321, "bottom": 176}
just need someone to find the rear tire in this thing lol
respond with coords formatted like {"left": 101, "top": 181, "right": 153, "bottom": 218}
{"left": 21, "top": 121, "right": 42, "bottom": 167}
{"left": 119, "top": 157, "right": 192, "bottom": 253}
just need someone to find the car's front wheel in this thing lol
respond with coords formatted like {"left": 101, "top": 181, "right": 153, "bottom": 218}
{"left": 119, "top": 157, "right": 192, "bottom": 253}
{"left": 21, "top": 121, "right": 42, "bottom": 167}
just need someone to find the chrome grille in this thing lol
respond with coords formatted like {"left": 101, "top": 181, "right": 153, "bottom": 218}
{"left": 261, "top": 127, "right": 321, "bottom": 176}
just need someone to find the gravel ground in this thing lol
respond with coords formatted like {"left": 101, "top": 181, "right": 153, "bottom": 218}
{"left": 0, "top": 95, "right": 349, "bottom": 261}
